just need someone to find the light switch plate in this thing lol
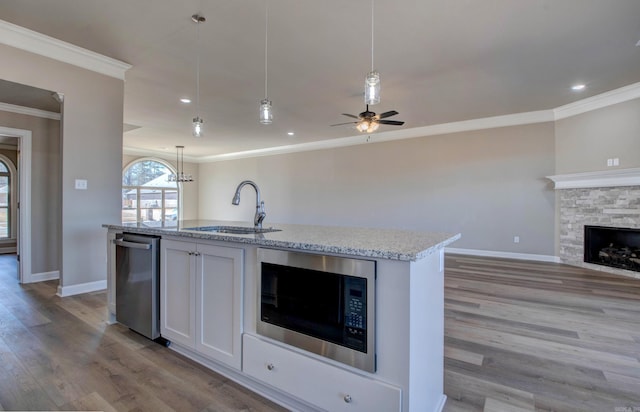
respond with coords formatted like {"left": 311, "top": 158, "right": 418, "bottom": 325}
{"left": 75, "top": 179, "right": 88, "bottom": 190}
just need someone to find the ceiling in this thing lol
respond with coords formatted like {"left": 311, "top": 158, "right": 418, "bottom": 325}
{"left": 1, "top": 0, "right": 639, "bottom": 160}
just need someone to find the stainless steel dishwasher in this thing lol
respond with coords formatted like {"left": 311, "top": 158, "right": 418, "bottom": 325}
{"left": 114, "top": 233, "right": 160, "bottom": 340}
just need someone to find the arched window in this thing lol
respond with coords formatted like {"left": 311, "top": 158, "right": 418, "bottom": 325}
{"left": 122, "top": 159, "right": 179, "bottom": 226}
{"left": 0, "top": 159, "right": 11, "bottom": 239}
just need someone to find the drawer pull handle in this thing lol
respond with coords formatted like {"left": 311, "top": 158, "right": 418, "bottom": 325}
{"left": 344, "top": 394, "right": 352, "bottom": 403}
{"left": 266, "top": 363, "right": 275, "bottom": 371}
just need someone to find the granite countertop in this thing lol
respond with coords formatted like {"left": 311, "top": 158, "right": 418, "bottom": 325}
{"left": 103, "top": 220, "right": 461, "bottom": 261}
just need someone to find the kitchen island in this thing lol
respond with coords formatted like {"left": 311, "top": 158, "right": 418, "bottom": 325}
{"left": 104, "top": 220, "right": 460, "bottom": 412}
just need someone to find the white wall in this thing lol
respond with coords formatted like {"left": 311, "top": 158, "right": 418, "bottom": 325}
{"left": 198, "top": 122, "right": 557, "bottom": 256}
{"left": 1, "top": 44, "right": 124, "bottom": 289}
{"left": 555, "top": 97, "right": 640, "bottom": 174}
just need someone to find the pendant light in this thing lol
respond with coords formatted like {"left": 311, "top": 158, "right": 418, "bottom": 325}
{"left": 168, "top": 146, "right": 193, "bottom": 182}
{"left": 259, "top": 0, "right": 273, "bottom": 124}
{"left": 364, "top": 0, "right": 380, "bottom": 105}
{"left": 192, "top": 14, "right": 206, "bottom": 137}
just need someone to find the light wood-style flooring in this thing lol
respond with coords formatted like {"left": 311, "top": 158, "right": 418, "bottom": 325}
{"left": 444, "top": 255, "right": 640, "bottom": 412}
{"left": 1, "top": 254, "right": 639, "bottom": 411}
{"left": 0, "top": 254, "right": 286, "bottom": 412}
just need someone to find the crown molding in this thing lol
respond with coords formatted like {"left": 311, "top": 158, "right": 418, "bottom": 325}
{"left": 0, "top": 102, "right": 61, "bottom": 120}
{"left": 546, "top": 167, "right": 640, "bottom": 189}
{"left": 553, "top": 81, "right": 640, "bottom": 120}
{"left": 0, "top": 19, "right": 131, "bottom": 80}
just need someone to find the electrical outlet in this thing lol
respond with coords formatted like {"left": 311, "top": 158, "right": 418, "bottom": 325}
{"left": 75, "top": 179, "right": 88, "bottom": 190}
{"left": 514, "top": 236, "right": 520, "bottom": 243}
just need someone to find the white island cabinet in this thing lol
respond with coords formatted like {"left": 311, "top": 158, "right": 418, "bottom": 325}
{"left": 104, "top": 220, "right": 460, "bottom": 412}
{"left": 161, "top": 238, "right": 244, "bottom": 370}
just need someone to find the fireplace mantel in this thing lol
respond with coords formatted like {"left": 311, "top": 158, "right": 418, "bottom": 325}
{"left": 546, "top": 167, "right": 640, "bottom": 189}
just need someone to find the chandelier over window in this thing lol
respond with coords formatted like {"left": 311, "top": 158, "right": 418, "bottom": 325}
{"left": 168, "top": 146, "right": 193, "bottom": 182}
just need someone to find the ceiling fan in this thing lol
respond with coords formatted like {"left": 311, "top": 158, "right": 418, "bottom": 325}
{"left": 331, "top": 105, "right": 405, "bottom": 133}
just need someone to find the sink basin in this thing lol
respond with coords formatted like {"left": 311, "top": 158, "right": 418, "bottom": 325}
{"left": 184, "top": 225, "right": 281, "bottom": 234}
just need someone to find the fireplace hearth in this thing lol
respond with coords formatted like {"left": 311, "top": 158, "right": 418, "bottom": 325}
{"left": 584, "top": 226, "right": 640, "bottom": 272}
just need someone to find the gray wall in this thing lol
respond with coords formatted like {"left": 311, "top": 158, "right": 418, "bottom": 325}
{"left": 123, "top": 154, "right": 199, "bottom": 220}
{"left": 0, "top": 111, "right": 60, "bottom": 273}
{"left": 1, "top": 44, "right": 124, "bottom": 288}
{"left": 555, "top": 98, "right": 640, "bottom": 174}
{"left": 198, "top": 122, "right": 557, "bottom": 256}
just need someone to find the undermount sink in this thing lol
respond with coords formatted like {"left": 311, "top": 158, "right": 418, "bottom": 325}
{"left": 184, "top": 225, "right": 281, "bottom": 235}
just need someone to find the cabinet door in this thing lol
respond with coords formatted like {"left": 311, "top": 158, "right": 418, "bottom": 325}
{"left": 196, "top": 244, "right": 244, "bottom": 369}
{"left": 161, "top": 239, "right": 196, "bottom": 348}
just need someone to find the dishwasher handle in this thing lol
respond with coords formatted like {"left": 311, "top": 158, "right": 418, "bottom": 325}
{"left": 113, "top": 239, "right": 152, "bottom": 250}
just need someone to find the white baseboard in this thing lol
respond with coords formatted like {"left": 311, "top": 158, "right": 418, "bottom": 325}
{"left": 445, "top": 247, "right": 560, "bottom": 263}
{"left": 57, "top": 279, "right": 107, "bottom": 297}
{"left": 31, "top": 270, "right": 59, "bottom": 282}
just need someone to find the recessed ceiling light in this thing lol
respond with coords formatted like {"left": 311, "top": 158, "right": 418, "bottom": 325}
{"left": 571, "top": 84, "right": 586, "bottom": 91}
{"left": 287, "top": 132, "right": 295, "bottom": 136}
{"left": 180, "top": 98, "right": 191, "bottom": 103}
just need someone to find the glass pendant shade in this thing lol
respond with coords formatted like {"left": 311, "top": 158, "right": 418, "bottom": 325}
{"left": 192, "top": 116, "right": 204, "bottom": 137}
{"left": 364, "top": 70, "right": 381, "bottom": 105}
{"left": 259, "top": 99, "right": 273, "bottom": 124}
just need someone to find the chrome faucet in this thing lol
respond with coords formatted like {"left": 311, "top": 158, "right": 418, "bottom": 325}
{"left": 231, "top": 180, "right": 266, "bottom": 229}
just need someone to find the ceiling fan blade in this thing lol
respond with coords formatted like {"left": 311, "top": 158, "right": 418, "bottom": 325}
{"left": 378, "top": 110, "right": 399, "bottom": 119}
{"left": 341, "top": 113, "right": 359, "bottom": 119}
{"left": 378, "top": 120, "right": 405, "bottom": 126}
{"left": 330, "top": 121, "right": 357, "bottom": 127}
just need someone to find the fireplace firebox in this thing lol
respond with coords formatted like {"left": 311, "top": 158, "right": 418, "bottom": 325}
{"left": 584, "top": 226, "right": 640, "bottom": 272}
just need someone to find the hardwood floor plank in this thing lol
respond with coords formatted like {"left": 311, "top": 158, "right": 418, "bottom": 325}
{"left": 483, "top": 397, "right": 535, "bottom": 412}
{"left": 61, "top": 391, "right": 119, "bottom": 412}
{"left": 445, "top": 346, "right": 484, "bottom": 366}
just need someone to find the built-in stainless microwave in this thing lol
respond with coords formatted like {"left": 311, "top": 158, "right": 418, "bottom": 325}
{"left": 257, "top": 248, "right": 376, "bottom": 372}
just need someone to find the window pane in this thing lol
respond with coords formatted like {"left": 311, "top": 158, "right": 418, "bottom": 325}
{"left": 123, "top": 160, "right": 177, "bottom": 188}
{"left": 0, "top": 207, "right": 7, "bottom": 238}
{"left": 0, "top": 161, "right": 7, "bottom": 173}
{"left": 122, "top": 188, "right": 138, "bottom": 223}
{"left": 0, "top": 176, "right": 8, "bottom": 207}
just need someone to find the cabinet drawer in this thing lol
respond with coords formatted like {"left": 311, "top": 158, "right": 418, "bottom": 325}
{"left": 243, "top": 335, "right": 401, "bottom": 412}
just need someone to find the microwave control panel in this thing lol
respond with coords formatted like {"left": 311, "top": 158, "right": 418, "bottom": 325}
{"left": 344, "top": 276, "right": 367, "bottom": 350}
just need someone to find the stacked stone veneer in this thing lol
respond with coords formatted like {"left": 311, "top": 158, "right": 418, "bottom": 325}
{"left": 559, "top": 185, "right": 640, "bottom": 279}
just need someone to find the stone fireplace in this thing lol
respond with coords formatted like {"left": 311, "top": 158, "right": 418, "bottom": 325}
{"left": 548, "top": 168, "right": 640, "bottom": 279}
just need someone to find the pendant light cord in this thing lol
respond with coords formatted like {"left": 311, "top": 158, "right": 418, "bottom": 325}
{"left": 264, "top": 0, "right": 269, "bottom": 99}
{"left": 196, "top": 20, "right": 201, "bottom": 116}
{"left": 371, "top": 0, "right": 374, "bottom": 71}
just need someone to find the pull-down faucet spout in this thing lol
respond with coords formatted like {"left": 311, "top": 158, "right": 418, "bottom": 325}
{"left": 231, "top": 180, "right": 266, "bottom": 229}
